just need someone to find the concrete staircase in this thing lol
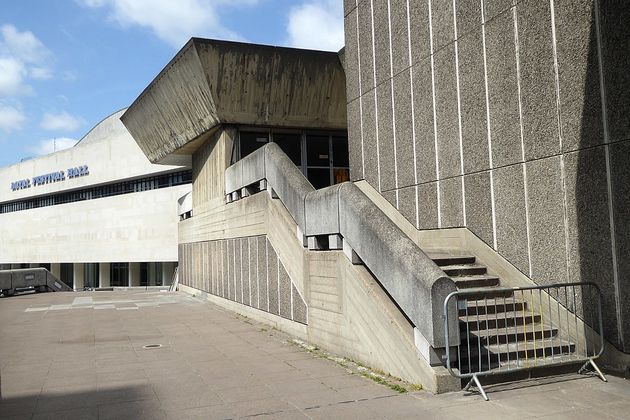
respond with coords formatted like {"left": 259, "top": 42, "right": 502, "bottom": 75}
{"left": 430, "top": 254, "right": 576, "bottom": 373}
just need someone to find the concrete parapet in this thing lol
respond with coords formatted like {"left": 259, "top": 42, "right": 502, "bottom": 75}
{"left": 224, "top": 144, "right": 458, "bottom": 350}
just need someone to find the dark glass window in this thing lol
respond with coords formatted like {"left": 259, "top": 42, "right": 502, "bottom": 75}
{"left": 240, "top": 132, "right": 269, "bottom": 159}
{"left": 273, "top": 133, "right": 302, "bottom": 166}
{"left": 110, "top": 263, "right": 128, "bottom": 287}
{"left": 306, "top": 135, "right": 330, "bottom": 167}
{"left": 332, "top": 136, "right": 349, "bottom": 167}
{"left": 1, "top": 170, "right": 192, "bottom": 214}
{"left": 84, "top": 263, "right": 99, "bottom": 288}
{"left": 140, "top": 262, "right": 163, "bottom": 286}
{"left": 60, "top": 263, "right": 73, "bottom": 288}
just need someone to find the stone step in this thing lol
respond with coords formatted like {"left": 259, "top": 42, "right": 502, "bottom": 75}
{"left": 441, "top": 264, "right": 487, "bottom": 277}
{"left": 431, "top": 255, "right": 476, "bottom": 267}
{"left": 458, "top": 339, "right": 576, "bottom": 372}
{"left": 459, "top": 297, "right": 526, "bottom": 316}
{"left": 453, "top": 275, "right": 500, "bottom": 289}
{"left": 460, "top": 287, "right": 516, "bottom": 300}
{"left": 460, "top": 311, "right": 541, "bottom": 331}
{"left": 462, "top": 323, "right": 558, "bottom": 345}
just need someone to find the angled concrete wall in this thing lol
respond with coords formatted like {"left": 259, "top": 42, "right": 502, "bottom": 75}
{"left": 344, "top": 0, "right": 630, "bottom": 352}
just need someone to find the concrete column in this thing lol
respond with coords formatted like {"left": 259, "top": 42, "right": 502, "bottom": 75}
{"left": 99, "top": 263, "right": 110, "bottom": 288}
{"left": 129, "top": 262, "right": 141, "bottom": 287}
{"left": 162, "top": 262, "right": 175, "bottom": 286}
{"left": 73, "top": 263, "right": 84, "bottom": 291}
{"left": 51, "top": 263, "right": 61, "bottom": 279}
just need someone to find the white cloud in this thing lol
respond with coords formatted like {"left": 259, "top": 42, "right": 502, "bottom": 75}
{"left": 29, "top": 137, "right": 78, "bottom": 156}
{"left": 78, "top": 0, "right": 258, "bottom": 47}
{"left": 286, "top": 0, "right": 344, "bottom": 51}
{"left": 40, "top": 111, "right": 84, "bottom": 132}
{"left": 0, "top": 25, "right": 53, "bottom": 97}
{"left": 0, "top": 24, "right": 52, "bottom": 64}
{"left": 0, "top": 104, "right": 26, "bottom": 132}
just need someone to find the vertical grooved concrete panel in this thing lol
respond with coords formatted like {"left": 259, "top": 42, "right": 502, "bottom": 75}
{"left": 409, "top": 0, "right": 431, "bottom": 63}
{"left": 430, "top": 0, "right": 455, "bottom": 52}
{"left": 439, "top": 177, "right": 464, "bottom": 228}
{"left": 434, "top": 44, "right": 462, "bottom": 179}
{"left": 418, "top": 182, "right": 439, "bottom": 230}
{"left": 348, "top": 99, "right": 364, "bottom": 181}
{"left": 610, "top": 141, "right": 630, "bottom": 351}
{"left": 398, "top": 185, "right": 418, "bottom": 228}
{"left": 483, "top": 0, "right": 512, "bottom": 23}
{"left": 242, "top": 238, "right": 250, "bottom": 306}
{"left": 517, "top": 0, "right": 561, "bottom": 161}
{"left": 278, "top": 263, "right": 292, "bottom": 320}
{"left": 494, "top": 164, "right": 530, "bottom": 275}
{"left": 249, "top": 237, "right": 258, "bottom": 308}
{"left": 359, "top": 1, "right": 375, "bottom": 94}
{"left": 292, "top": 284, "right": 308, "bottom": 324}
{"left": 234, "top": 239, "right": 241, "bottom": 303}
{"left": 373, "top": 0, "right": 391, "bottom": 87}
{"left": 390, "top": 0, "right": 410, "bottom": 75}
{"left": 376, "top": 83, "right": 396, "bottom": 191}
{"left": 464, "top": 171, "right": 494, "bottom": 246}
{"left": 393, "top": 69, "right": 415, "bottom": 188}
{"left": 267, "top": 238, "right": 279, "bottom": 315}
{"left": 554, "top": 0, "right": 604, "bottom": 152}
{"left": 224, "top": 240, "right": 230, "bottom": 299}
{"left": 412, "top": 58, "right": 437, "bottom": 183}
{"left": 456, "top": 0, "right": 482, "bottom": 39}
{"left": 485, "top": 11, "right": 522, "bottom": 167}
{"left": 600, "top": 0, "right": 630, "bottom": 142}
{"left": 458, "top": 31, "right": 490, "bottom": 172}
{"left": 362, "top": 92, "right": 380, "bottom": 188}
{"left": 344, "top": 9, "right": 361, "bottom": 102}
{"left": 257, "top": 236, "right": 268, "bottom": 311}
{"left": 526, "top": 156, "right": 568, "bottom": 286}
{"left": 564, "top": 147, "right": 617, "bottom": 345}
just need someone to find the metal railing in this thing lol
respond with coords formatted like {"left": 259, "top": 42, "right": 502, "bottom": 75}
{"left": 443, "top": 282, "right": 607, "bottom": 400}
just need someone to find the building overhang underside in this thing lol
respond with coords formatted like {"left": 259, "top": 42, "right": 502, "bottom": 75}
{"left": 121, "top": 38, "right": 348, "bottom": 164}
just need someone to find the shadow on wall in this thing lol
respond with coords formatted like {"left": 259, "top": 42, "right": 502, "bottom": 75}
{"left": 577, "top": 1, "right": 630, "bottom": 352}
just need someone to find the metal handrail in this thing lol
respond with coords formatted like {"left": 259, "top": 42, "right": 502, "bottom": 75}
{"left": 443, "top": 281, "right": 607, "bottom": 400}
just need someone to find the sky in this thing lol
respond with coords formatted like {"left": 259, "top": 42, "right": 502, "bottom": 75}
{"left": 0, "top": 0, "right": 344, "bottom": 168}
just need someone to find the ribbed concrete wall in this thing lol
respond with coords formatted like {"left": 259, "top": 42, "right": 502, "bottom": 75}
{"left": 344, "top": 0, "right": 630, "bottom": 350}
{"left": 179, "top": 236, "right": 308, "bottom": 325}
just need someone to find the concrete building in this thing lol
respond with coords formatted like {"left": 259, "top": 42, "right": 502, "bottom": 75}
{"left": 119, "top": 2, "right": 630, "bottom": 392}
{"left": 0, "top": 109, "right": 192, "bottom": 290}
{"left": 343, "top": 0, "right": 630, "bottom": 353}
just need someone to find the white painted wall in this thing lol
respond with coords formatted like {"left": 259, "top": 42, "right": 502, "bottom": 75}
{"left": 0, "top": 109, "right": 192, "bottom": 264}
{"left": 0, "top": 109, "right": 191, "bottom": 203}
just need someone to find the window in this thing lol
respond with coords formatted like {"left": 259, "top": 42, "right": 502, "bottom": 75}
{"left": 140, "top": 262, "right": 163, "bottom": 286}
{"left": 60, "top": 263, "right": 73, "bottom": 288}
{"left": 1, "top": 170, "right": 192, "bottom": 214}
{"left": 84, "top": 263, "right": 99, "bottom": 288}
{"left": 110, "top": 263, "right": 128, "bottom": 287}
{"left": 235, "top": 129, "right": 350, "bottom": 190}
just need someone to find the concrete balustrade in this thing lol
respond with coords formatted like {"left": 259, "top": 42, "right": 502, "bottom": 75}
{"left": 224, "top": 143, "right": 458, "bottom": 350}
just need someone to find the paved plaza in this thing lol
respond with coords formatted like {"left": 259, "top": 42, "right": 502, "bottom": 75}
{"left": 0, "top": 290, "right": 629, "bottom": 419}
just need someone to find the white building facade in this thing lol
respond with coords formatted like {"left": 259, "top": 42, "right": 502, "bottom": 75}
{"left": 0, "top": 109, "right": 192, "bottom": 290}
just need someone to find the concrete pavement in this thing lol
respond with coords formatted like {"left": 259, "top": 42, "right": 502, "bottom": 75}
{"left": 0, "top": 290, "right": 628, "bottom": 419}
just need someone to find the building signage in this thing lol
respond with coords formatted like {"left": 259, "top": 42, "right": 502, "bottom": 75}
{"left": 10, "top": 165, "right": 89, "bottom": 191}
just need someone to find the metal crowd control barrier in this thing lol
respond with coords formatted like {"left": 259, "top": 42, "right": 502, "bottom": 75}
{"left": 443, "top": 282, "right": 607, "bottom": 400}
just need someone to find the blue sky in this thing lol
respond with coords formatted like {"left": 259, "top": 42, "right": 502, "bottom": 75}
{"left": 0, "top": 0, "right": 344, "bottom": 167}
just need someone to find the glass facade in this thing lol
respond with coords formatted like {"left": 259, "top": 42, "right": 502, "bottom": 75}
{"left": 140, "top": 262, "right": 163, "bottom": 286}
{"left": 1, "top": 170, "right": 192, "bottom": 214}
{"left": 84, "top": 263, "right": 99, "bottom": 288}
{"left": 110, "top": 262, "right": 129, "bottom": 287}
{"left": 235, "top": 129, "right": 350, "bottom": 190}
{"left": 60, "top": 263, "right": 73, "bottom": 288}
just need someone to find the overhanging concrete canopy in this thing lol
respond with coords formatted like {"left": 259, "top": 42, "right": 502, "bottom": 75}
{"left": 121, "top": 38, "right": 347, "bottom": 164}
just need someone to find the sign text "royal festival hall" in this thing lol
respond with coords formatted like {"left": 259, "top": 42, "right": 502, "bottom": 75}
{"left": 10, "top": 165, "right": 90, "bottom": 191}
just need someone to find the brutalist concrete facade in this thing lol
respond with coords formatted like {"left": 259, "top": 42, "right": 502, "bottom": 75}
{"left": 344, "top": 0, "right": 630, "bottom": 351}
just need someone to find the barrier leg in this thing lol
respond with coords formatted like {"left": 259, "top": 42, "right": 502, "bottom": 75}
{"left": 464, "top": 375, "right": 489, "bottom": 401}
{"left": 578, "top": 359, "right": 607, "bottom": 382}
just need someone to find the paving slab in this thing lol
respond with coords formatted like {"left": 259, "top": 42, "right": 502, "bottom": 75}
{"left": 0, "top": 290, "right": 629, "bottom": 419}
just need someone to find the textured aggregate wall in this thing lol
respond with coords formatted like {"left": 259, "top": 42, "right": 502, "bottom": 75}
{"left": 179, "top": 236, "right": 308, "bottom": 325}
{"left": 344, "top": 0, "right": 630, "bottom": 350}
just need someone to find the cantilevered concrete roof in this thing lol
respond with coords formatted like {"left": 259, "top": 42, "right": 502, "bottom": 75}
{"left": 121, "top": 38, "right": 347, "bottom": 164}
